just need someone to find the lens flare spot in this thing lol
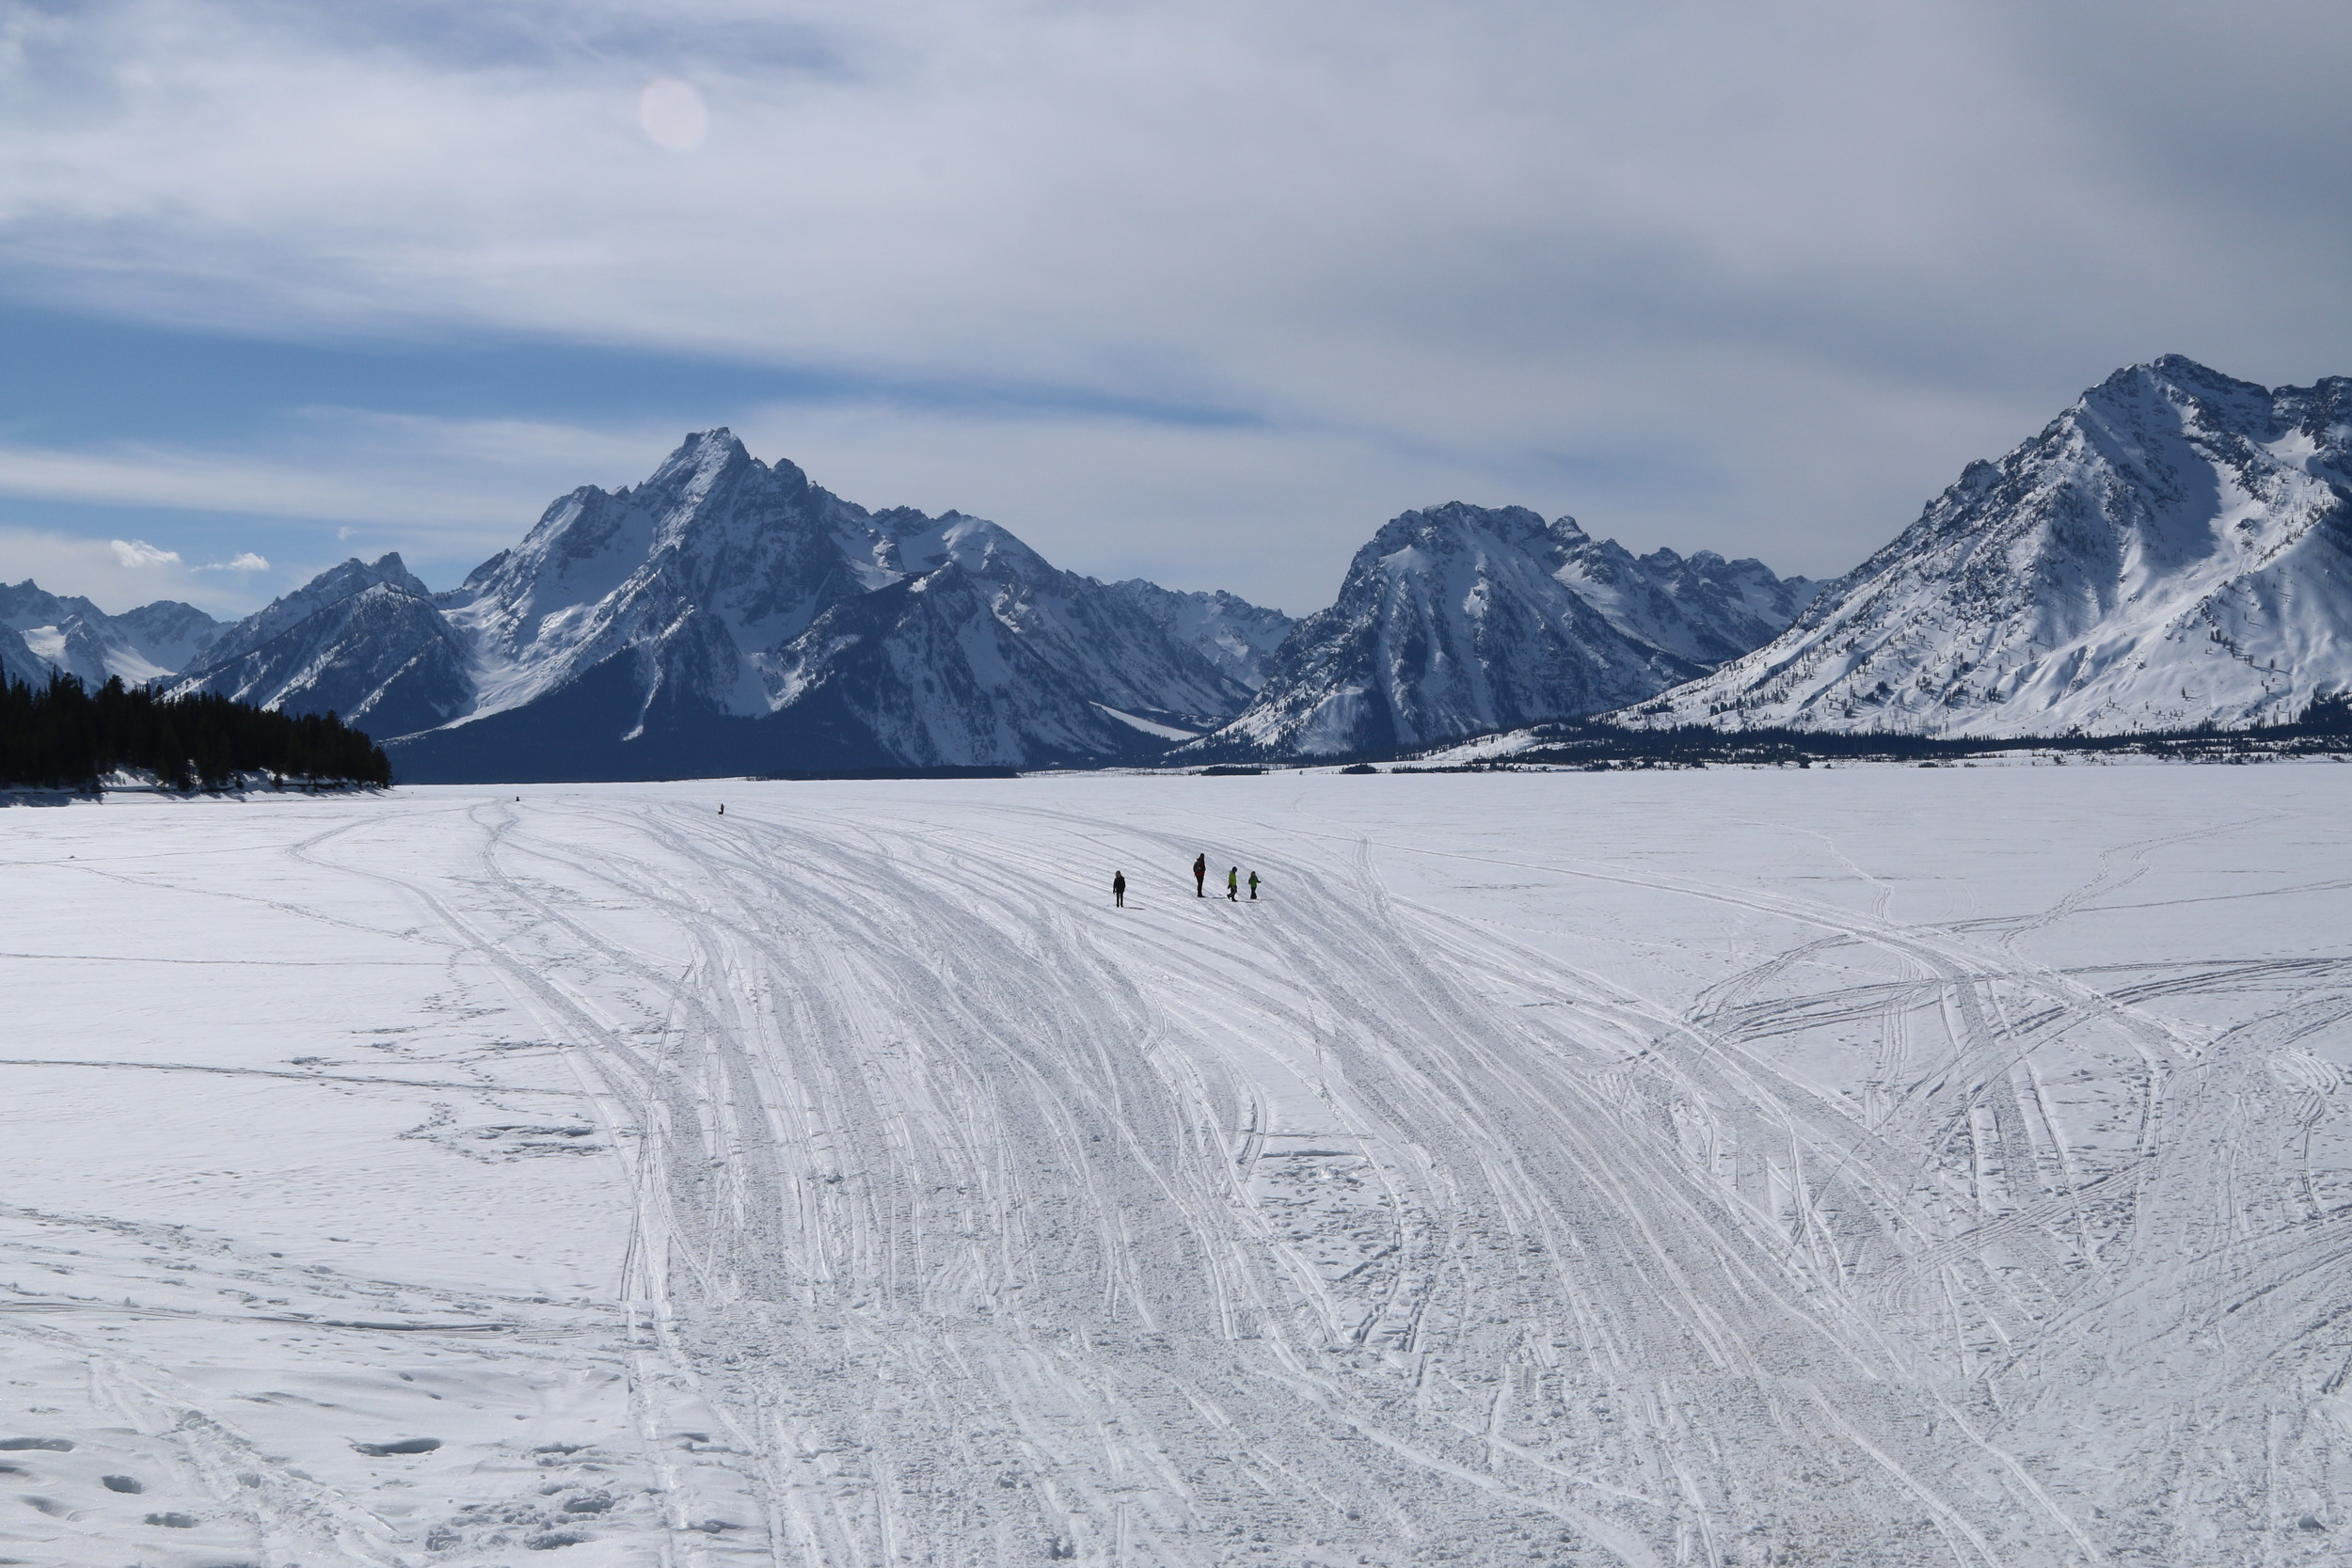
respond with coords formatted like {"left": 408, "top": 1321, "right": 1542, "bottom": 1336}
{"left": 638, "top": 78, "right": 707, "bottom": 152}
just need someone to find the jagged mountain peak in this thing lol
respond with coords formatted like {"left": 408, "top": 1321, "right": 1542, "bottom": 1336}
{"left": 180, "top": 431, "right": 1295, "bottom": 777}
{"left": 1623, "top": 356, "right": 2352, "bottom": 736}
{"left": 2126, "top": 352, "right": 2256, "bottom": 391}
{"left": 885, "top": 510, "right": 1054, "bottom": 581}
{"left": 1187, "top": 498, "right": 1812, "bottom": 761}
{"left": 183, "top": 553, "right": 424, "bottom": 675}
{"left": 640, "top": 426, "right": 791, "bottom": 501}
{"left": 0, "top": 579, "right": 222, "bottom": 686}
{"left": 1363, "top": 501, "right": 1581, "bottom": 560}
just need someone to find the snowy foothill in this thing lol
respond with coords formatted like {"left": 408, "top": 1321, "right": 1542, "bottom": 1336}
{"left": 3, "top": 766, "right": 2348, "bottom": 1566}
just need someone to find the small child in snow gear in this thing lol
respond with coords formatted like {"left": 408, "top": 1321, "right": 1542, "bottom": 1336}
{"left": 1227, "top": 866, "right": 1239, "bottom": 900}
{"left": 718, "top": 803, "right": 723, "bottom": 815}
{"left": 1248, "top": 871, "right": 1260, "bottom": 899}
{"left": 1112, "top": 870, "right": 1126, "bottom": 908}
{"left": 1193, "top": 854, "right": 1207, "bottom": 896}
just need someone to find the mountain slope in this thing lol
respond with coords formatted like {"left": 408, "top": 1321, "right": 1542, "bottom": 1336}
{"left": 0, "top": 581, "right": 221, "bottom": 685}
{"left": 1187, "top": 504, "right": 1819, "bottom": 760}
{"left": 1097, "top": 578, "right": 1295, "bottom": 696}
{"left": 168, "top": 555, "right": 475, "bottom": 738}
{"left": 0, "top": 625, "right": 51, "bottom": 688}
{"left": 1192, "top": 504, "right": 1717, "bottom": 759}
{"left": 176, "top": 432, "right": 1295, "bottom": 776}
{"left": 1623, "top": 356, "right": 2352, "bottom": 736}
{"left": 1554, "top": 536, "right": 1818, "bottom": 665}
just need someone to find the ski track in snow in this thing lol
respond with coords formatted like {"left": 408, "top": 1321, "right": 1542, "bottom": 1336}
{"left": 2, "top": 767, "right": 2348, "bottom": 1566}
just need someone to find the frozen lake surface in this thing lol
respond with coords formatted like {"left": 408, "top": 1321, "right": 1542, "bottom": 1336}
{"left": 4, "top": 765, "right": 2348, "bottom": 1567}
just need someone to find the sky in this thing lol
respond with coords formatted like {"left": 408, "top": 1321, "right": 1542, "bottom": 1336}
{"left": 4, "top": 0, "right": 2349, "bottom": 619}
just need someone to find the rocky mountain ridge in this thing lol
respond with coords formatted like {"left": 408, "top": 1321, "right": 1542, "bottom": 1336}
{"left": 0, "top": 579, "right": 221, "bottom": 688}
{"left": 1187, "top": 504, "right": 1818, "bottom": 759}
{"left": 170, "top": 432, "right": 1304, "bottom": 779}
{"left": 1622, "top": 356, "right": 2352, "bottom": 736}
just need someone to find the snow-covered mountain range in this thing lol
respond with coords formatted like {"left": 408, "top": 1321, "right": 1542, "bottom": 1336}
{"left": 156, "top": 433, "right": 1819, "bottom": 777}
{"left": 27, "top": 355, "right": 2350, "bottom": 772}
{"left": 1623, "top": 356, "right": 2352, "bottom": 736}
{"left": 169, "top": 432, "right": 1297, "bottom": 779}
{"left": 1185, "top": 503, "right": 1818, "bottom": 759}
{"left": 0, "top": 580, "right": 220, "bottom": 689}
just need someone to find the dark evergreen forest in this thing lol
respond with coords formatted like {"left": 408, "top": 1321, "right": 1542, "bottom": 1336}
{"left": 0, "top": 673, "right": 391, "bottom": 791}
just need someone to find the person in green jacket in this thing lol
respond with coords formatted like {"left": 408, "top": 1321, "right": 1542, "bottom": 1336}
{"left": 1248, "top": 870, "right": 1261, "bottom": 900}
{"left": 1226, "top": 866, "right": 1239, "bottom": 900}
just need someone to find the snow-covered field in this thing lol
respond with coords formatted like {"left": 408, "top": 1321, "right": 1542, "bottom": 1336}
{"left": 5, "top": 766, "right": 2349, "bottom": 1568}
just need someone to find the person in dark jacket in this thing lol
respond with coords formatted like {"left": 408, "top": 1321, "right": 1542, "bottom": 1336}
{"left": 1226, "top": 866, "right": 1239, "bottom": 900}
{"left": 1248, "top": 870, "right": 1261, "bottom": 900}
{"left": 1112, "top": 870, "right": 1126, "bottom": 908}
{"left": 1193, "top": 853, "right": 1207, "bottom": 896}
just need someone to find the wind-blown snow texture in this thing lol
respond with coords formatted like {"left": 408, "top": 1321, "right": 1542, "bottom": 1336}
{"left": 1195, "top": 503, "right": 1814, "bottom": 758}
{"left": 1629, "top": 356, "right": 2352, "bottom": 735}
{"left": 0, "top": 579, "right": 220, "bottom": 687}
{"left": 170, "top": 433, "right": 1297, "bottom": 779}
{"left": 5, "top": 768, "right": 2347, "bottom": 1566}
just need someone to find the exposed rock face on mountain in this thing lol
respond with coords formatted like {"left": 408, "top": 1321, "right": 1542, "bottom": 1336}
{"left": 1622, "top": 356, "right": 2352, "bottom": 736}
{"left": 174, "top": 432, "right": 1295, "bottom": 778}
{"left": 169, "top": 554, "right": 474, "bottom": 740}
{"left": 1098, "top": 578, "right": 1297, "bottom": 695}
{"left": 753, "top": 513, "right": 1283, "bottom": 766}
{"left": 0, "top": 580, "right": 221, "bottom": 685}
{"left": 1189, "top": 504, "right": 1815, "bottom": 759}
{"left": 1555, "top": 538, "right": 1818, "bottom": 666}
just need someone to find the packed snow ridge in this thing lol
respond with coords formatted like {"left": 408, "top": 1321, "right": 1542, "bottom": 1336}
{"left": 1622, "top": 355, "right": 2352, "bottom": 736}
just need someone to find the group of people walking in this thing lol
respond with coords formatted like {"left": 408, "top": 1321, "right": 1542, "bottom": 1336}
{"left": 1108, "top": 854, "right": 1260, "bottom": 907}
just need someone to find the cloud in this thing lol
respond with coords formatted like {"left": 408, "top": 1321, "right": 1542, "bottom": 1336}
{"left": 109, "top": 538, "right": 182, "bottom": 568}
{"left": 209, "top": 551, "right": 269, "bottom": 571}
{"left": 1, "top": 0, "right": 2347, "bottom": 602}
{"left": 0, "top": 527, "right": 247, "bottom": 614}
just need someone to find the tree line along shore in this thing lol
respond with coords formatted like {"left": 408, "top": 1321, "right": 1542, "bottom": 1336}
{"left": 0, "top": 673, "right": 391, "bottom": 792}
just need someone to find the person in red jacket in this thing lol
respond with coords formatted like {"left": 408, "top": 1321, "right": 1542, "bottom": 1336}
{"left": 1193, "top": 853, "right": 1207, "bottom": 896}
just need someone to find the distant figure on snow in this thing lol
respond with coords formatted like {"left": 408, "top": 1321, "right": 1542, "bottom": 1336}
{"left": 1193, "top": 853, "right": 1207, "bottom": 897}
{"left": 1227, "top": 866, "right": 1239, "bottom": 901}
{"left": 1113, "top": 870, "right": 1126, "bottom": 908}
{"left": 1248, "top": 871, "right": 1261, "bottom": 900}
{"left": 718, "top": 803, "right": 724, "bottom": 815}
